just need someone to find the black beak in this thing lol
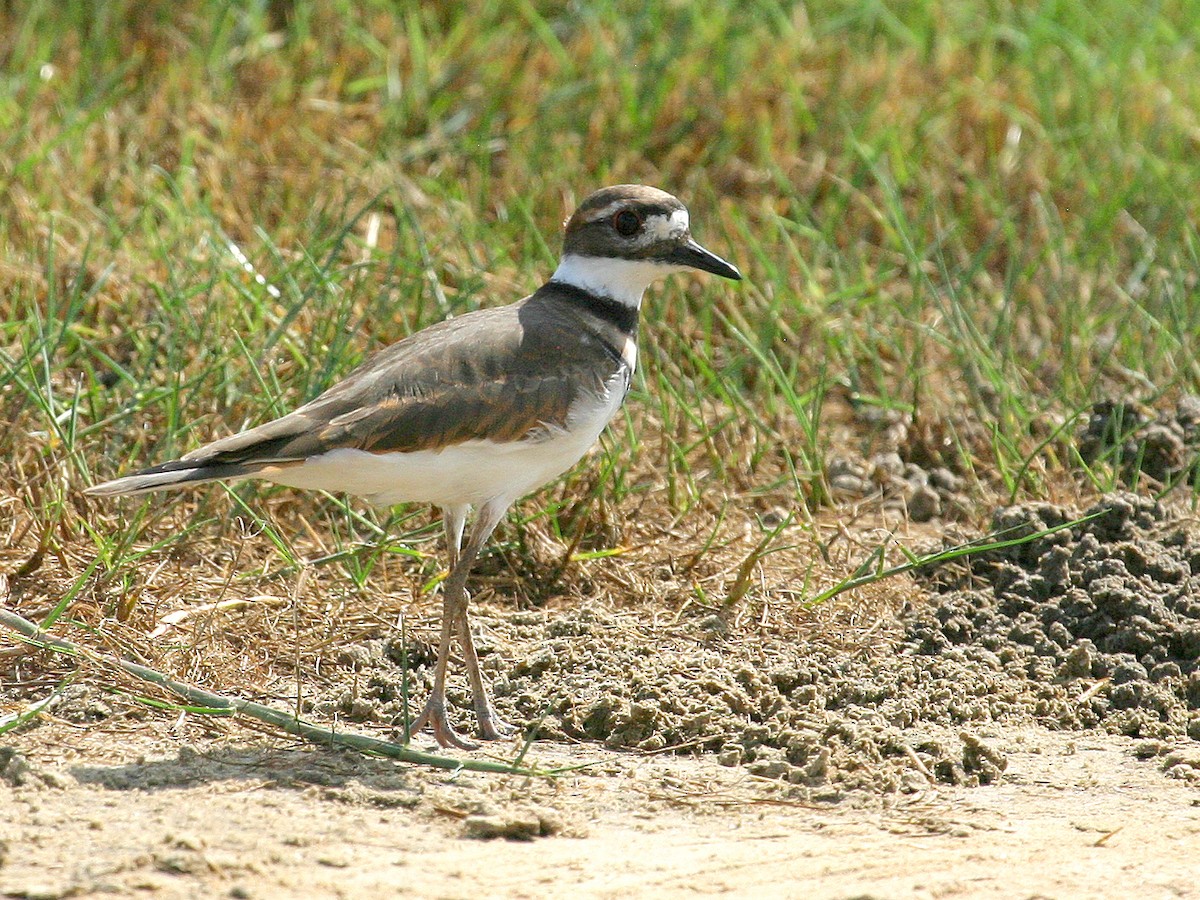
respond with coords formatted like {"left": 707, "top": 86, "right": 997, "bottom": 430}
{"left": 669, "top": 238, "right": 742, "bottom": 280}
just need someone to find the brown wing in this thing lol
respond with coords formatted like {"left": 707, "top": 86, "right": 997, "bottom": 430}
{"left": 181, "top": 294, "right": 621, "bottom": 471}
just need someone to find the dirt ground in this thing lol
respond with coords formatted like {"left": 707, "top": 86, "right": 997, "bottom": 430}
{"left": 3, "top": 491, "right": 1200, "bottom": 898}
{"left": 2, "top": 725, "right": 1198, "bottom": 899}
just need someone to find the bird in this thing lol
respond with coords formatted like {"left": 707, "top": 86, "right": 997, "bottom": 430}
{"left": 86, "top": 184, "right": 743, "bottom": 749}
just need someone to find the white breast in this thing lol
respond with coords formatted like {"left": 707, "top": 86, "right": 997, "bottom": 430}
{"left": 259, "top": 370, "right": 631, "bottom": 509}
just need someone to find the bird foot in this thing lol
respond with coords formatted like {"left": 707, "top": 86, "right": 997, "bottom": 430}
{"left": 474, "top": 699, "right": 522, "bottom": 742}
{"left": 407, "top": 694, "right": 479, "bottom": 751}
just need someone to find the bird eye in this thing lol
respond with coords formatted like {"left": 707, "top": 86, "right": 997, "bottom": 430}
{"left": 612, "top": 210, "right": 643, "bottom": 237}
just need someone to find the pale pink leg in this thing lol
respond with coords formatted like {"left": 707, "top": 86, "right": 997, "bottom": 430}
{"left": 408, "top": 501, "right": 516, "bottom": 748}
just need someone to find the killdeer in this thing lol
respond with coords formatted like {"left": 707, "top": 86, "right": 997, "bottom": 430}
{"left": 86, "top": 184, "right": 742, "bottom": 749}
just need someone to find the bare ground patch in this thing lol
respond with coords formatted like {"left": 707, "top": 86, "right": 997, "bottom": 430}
{"left": 3, "top": 490, "right": 1199, "bottom": 898}
{"left": 1, "top": 725, "right": 1198, "bottom": 899}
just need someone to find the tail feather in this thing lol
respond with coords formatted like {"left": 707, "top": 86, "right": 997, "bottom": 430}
{"left": 85, "top": 460, "right": 256, "bottom": 496}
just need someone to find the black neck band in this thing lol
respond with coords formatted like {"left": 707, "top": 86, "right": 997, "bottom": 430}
{"left": 548, "top": 280, "right": 640, "bottom": 334}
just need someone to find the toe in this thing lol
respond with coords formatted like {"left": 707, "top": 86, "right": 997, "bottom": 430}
{"left": 475, "top": 705, "right": 523, "bottom": 742}
{"left": 408, "top": 698, "right": 480, "bottom": 751}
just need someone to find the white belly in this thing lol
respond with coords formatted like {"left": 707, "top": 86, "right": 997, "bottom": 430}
{"left": 261, "top": 371, "right": 629, "bottom": 509}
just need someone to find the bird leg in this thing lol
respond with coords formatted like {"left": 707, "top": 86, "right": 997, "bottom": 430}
{"left": 442, "top": 505, "right": 466, "bottom": 573}
{"left": 408, "top": 501, "right": 514, "bottom": 749}
{"left": 458, "top": 610, "right": 520, "bottom": 741}
{"left": 406, "top": 578, "right": 474, "bottom": 749}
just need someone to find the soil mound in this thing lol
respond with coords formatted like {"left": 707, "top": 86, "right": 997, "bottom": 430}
{"left": 306, "top": 493, "right": 1199, "bottom": 797}
{"left": 910, "top": 492, "right": 1200, "bottom": 741}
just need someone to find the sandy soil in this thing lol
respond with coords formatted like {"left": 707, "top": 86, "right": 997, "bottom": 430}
{"left": 2, "top": 724, "right": 1199, "bottom": 900}
{"left": 3, "top": 491, "right": 1199, "bottom": 898}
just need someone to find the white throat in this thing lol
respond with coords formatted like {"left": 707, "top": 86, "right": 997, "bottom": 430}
{"left": 550, "top": 254, "right": 677, "bottom": 308}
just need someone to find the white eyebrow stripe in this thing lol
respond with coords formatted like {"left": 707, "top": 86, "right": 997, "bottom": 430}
{"left": 644, "top": 210, "right": 690, "bottom": 242}
{"left": 584, "top": 201, "right": 632, "bottom": 222}
{"left": 582, "top": 203, "right": 688, "bottom": 229}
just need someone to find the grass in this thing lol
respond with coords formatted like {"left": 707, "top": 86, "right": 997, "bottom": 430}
{"left": 2, "top": 0, "right": 1200, "bottom": 752}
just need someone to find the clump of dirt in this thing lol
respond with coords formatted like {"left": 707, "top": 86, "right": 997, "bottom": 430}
{"left": 909, "top": 492, "right": 1200, "bottom": 742}
{"left": 1078, "top": 397, "right": 1200, "bottom": 485}
{"left": 304, "top": 491, "right": 1199, "bottom": 797}
{"left": 825, "top": 405, "right": 973, "bottom": 522}
{"left": 826, "top": 450, "right": 965, "bottom": 523}
{"left": 0, "top": 747, "right": 71, "bottom": 790}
